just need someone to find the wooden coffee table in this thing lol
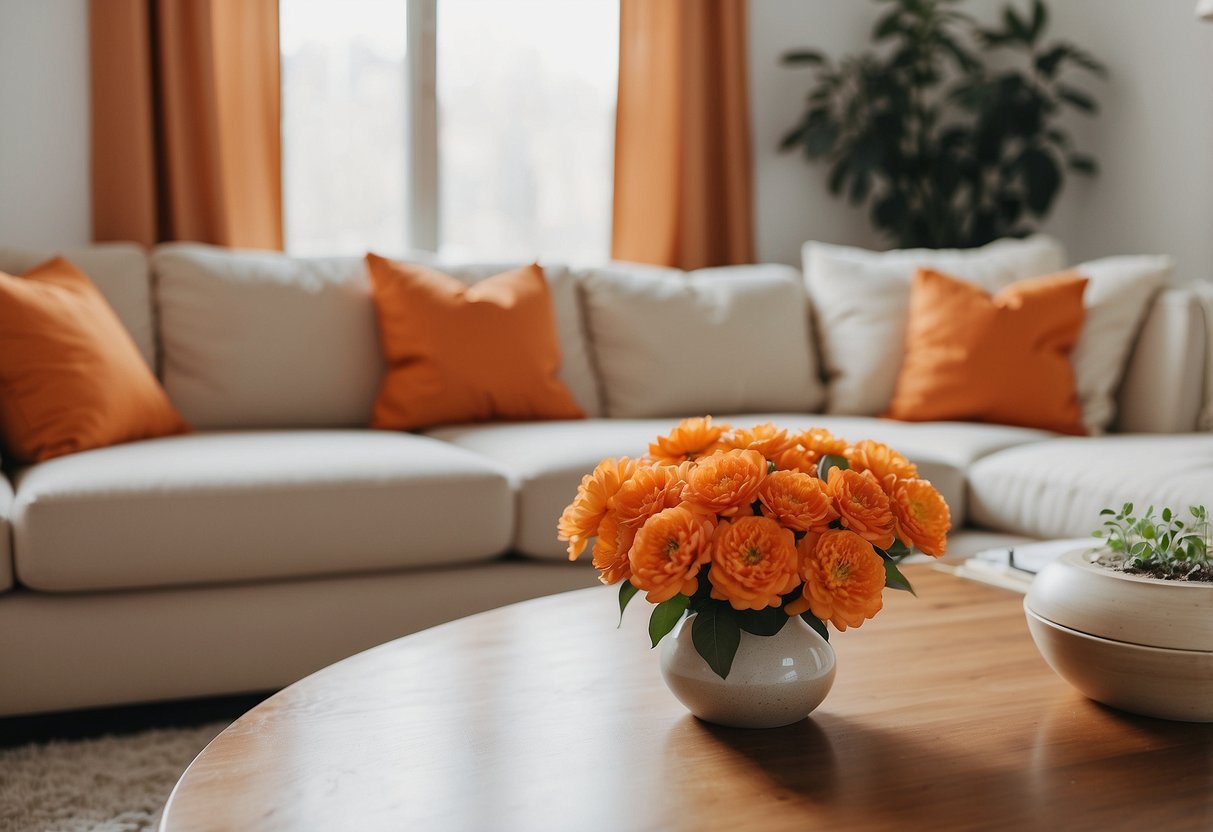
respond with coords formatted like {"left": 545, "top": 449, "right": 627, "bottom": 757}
{"left": 160, "top": 566, "right": 1213, "bottom": 831}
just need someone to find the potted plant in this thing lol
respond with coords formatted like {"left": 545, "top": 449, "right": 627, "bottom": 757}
{"left": 557, "top": 418, "right": 951, "bottom": 728}
{"left": 1025, "top": 504, "right": 1213, "bottom": 722}
{"left": 780, "top": 0, "right": 1106, "bottom": 248}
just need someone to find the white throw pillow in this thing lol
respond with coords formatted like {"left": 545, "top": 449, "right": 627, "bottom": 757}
{"left": 1071, "top": 255, "right": 1173, "bottom": 433}
{"left": 153, "top": 245, "right": 601, "bottom": 429}
{"left": 803, "top": 235, "right": 1068, "bottom": 416}
{"left": 580, "top": 263, "right": 825, "bottom": 418}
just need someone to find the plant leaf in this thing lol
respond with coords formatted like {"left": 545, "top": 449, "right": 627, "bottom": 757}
{"left": 1019, "top": 147, "right": 1062, "bottom": 216}
{"left": 692, "top": 603, "right": 742, "bottom": 679}
{"left": 1057, "top": 84, "right": 1098, "bottom": 114}
{"left": 648, "top": 594, "right": 690, "bottom": 647}
{"left": 736, "top": 606, "right": 789, "bottom": 637}
{"left": 782, "top": 49, "right": 826, "bottom": 66}
{"left": 618, "top": 581, "right": 639, "bottom": 627}
{"left": 884, "top": 559, "right": 917, "bottom": 595}
{"left": 800, "top": 611, "right": 830, "bottom": 642}
{"left": 817, "top": 454, "right": 850, "bottom": 480}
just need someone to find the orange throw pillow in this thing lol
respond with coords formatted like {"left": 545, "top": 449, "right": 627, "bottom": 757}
{"left": 0, "top": 257, "right": 188, "bottom": 462}
{"left": 366, "top": 254, "right": 585, "bottom": 430}
{"left": 884, "top": 267, "right": 1088, "bottom": 435}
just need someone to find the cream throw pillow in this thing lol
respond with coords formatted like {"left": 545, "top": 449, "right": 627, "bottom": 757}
{"left": 1071, "top": 255, "right": 1172, "bottom": 433}
{"left": 581, "top": 264, "right": 825, "bottom": 418}
{"left": 803, "top": 235, "right": 1068, "bottom": 416}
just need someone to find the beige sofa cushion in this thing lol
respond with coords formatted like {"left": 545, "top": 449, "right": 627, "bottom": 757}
{"left": 429, "top": 415, "right": 1053, "bottom": 560}
{"left": 11, "top": 431, "right": 514, "bottom": 592}
{"left": 968, "top": 435, "right": 1213, "bottom": 539}
{"left": 1116, "top": 289, "right": 1207, "bottom": 434}
{"left": 802, "top": 235, "right": 1067, "bottom": 416}
{"left": 0, "top": 472, "right": 12, "bottom": 593}
{"left": 581, "top": 264, "right": 824, "bottom": 418}
{"left": 152, "top": 245, "right": 601, "bottom": 429}
{"left": 0, "top": 243, "right": 155, "bottom": 368}
{"left": 1070, "top": 255, "right": 1172, "bottom": 433}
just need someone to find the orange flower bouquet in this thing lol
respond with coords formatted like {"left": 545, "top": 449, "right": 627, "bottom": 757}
{"left": 558, "top": 418, "right": 951, "bottom": 680}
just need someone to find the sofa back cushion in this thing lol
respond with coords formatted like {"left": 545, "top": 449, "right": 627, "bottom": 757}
{"left": 0, "top": 243, "right": 155, "bottom": 369}
{"left": 803, "top": 235, "right": 1067, "bottom": 416}
{"left": 580, "top": 263, "right": 825, "bottom": 418}
{"left": 152, "top": 245, "right": 602, "bottom": 429}
{"left": 1116, "top": 287, "right": 1207, "bottom": 433}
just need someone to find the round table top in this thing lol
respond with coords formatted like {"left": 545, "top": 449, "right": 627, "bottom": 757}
{"left": 161, "top": 566, "right": 1213, "bottom": 832}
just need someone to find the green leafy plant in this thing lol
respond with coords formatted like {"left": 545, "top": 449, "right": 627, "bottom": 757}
{"left": 1094, "top": 503, "right": 1212, "bottom": 579}
{"left": 780, "top": 0, "right": 1106, "bottom": 248}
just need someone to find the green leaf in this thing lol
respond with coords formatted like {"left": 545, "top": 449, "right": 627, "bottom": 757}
{"left": 800, "top": 611, "right": 830, "bottom": 642}
{"left": 1068, "top": 153, "right": 1098, "bottom": 175}
{"left": 817, "top": 454, "right": 849, "bottom": 480}
{"left": 883, "top": 538, "right": 912, "bottom": 559}
{"left": 736, "top": 606, "right": 789, "bottom": 637}
{"left": 648, "top": 594, "right": 690, "bottom": 647}
{"left": 1057, "top": 85, "right": 1098, "bottom": 114}
{"left": 618, "top": 581, "right": 639, "bottom": 627}
{"left": 782, "top": 49, "right": 826, "bottom": 66}
{"left": 873, "top": 10, "right": 903, "bottom": 41}
{"left": 1019, "top": 147, "right": 1062, "bottom": 216}
{"left": 692, "top": 604, "right": 742, "bottom": 679}
{"left": 805, "top": 119, "right": 841, "bottom": 158}
{"left": 884, "top": 559, "right": 917, "bottom": 595}
{"left": 1029, "top": 0, "right": 1048, "bottom": 44}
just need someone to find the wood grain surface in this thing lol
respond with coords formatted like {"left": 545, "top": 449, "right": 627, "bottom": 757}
{"left": 161, "top": 566, "right": 1213, "bottom": 832}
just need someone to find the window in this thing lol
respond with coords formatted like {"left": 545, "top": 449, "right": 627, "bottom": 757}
{"left": 280, "top": 0, "right": 618, "bottom": 261}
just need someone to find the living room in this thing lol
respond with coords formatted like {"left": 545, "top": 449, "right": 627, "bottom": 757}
{"left": 0, "top": 0, "right": 1211, "bottom": 829}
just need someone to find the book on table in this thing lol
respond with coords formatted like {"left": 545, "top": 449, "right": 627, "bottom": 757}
{"left": 947, "top": 538, "right": 1093, "bottom": 593}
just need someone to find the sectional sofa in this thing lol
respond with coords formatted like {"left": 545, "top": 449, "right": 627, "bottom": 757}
{"left": 0, "top": 240, "right": 1209, "bottom": 717}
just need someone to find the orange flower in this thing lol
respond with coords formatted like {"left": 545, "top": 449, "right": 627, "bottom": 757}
{"left": 720, "top": 423, "right": 798, "bottom": 460}
{"left": 590, "top": 512, "right": 636, "bottom": 585}
{"left": 683, "top": 449, "right": 768, "bottom": 517}
{"left": 771, "top": 427, "right": 848, "bottom": 474}
{"left": 826, "top": 467, "right": 896, "bottom": 550}
{"left": 611, "top": 463, "right": 688, "bottom": 529}
{"left": 558, "top": 457, "right": 640, "bottom": 560}
{"left": 846, "top": 439, "right": 918, "bottom": 493}
{"left": 708, "top": 516, "right": 800, "bottom": 610}
{"left": 890, "top": 478, "right": 951, "bottom": 557}
{"left": 648, "top": 416, "right": 729, "bottom": 464}
{"left": 790, "top": 529, "right": 885, "bottom": 630}
{"left": 758, "top": 470, "right": 838, "bottom": 533}
{"left": 628, "top": 505, "right": 716, "bottom": 603}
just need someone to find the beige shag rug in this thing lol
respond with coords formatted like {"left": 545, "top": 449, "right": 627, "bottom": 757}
{"left": 0, "top": 722, "right": 226, "bottom": 832}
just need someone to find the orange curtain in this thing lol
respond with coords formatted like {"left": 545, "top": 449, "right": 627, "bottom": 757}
{"left": 612, "top": 0, "right": 754, "bottom": 269}
{"left": 90, "top": 0, "right": 283, "bottom": 249}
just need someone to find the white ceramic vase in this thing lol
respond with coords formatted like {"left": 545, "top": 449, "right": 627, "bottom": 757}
{"left": 659, "top": 613, "right": 836, "bottom": 729}
{"left": 1025, "top": 548, "right": 1213, "bottom": 722}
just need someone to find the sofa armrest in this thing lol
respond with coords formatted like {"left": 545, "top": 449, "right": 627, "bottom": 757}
{"left": 1115, "top": 288, "right": 1207, "bottom": 434}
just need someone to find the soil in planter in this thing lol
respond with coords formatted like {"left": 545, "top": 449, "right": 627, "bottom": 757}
{"left": 1094, "top": 553, "right": 1213, "bottom": 583}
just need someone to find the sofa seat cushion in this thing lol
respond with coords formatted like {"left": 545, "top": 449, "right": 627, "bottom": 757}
{"left": 428, "top": 416, "right": 1054, "bottom": 560}
{"left": 11, "top": 431, "right": 513, "bottom": 592}
{"left": 968, "top": 435, "right": 1213, "bottom": 539}
{"left": 0, "top": 473, "right": 12, "bottom": 593}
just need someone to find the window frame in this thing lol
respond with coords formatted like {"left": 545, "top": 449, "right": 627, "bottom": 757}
{"left": 405, "top": 0, "right": 439, "bottom": 252}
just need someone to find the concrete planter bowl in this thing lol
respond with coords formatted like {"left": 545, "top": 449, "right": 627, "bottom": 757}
{"left": 1024, "top": 549, "right": 1213, "bottom": 722}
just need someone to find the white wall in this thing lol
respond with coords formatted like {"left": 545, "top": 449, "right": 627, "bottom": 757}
{"left": 0, "top": 0, "right": 91, "bottom": 248}
{"left": 749, "top": 0, "right": 1213, "bottom": 283}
